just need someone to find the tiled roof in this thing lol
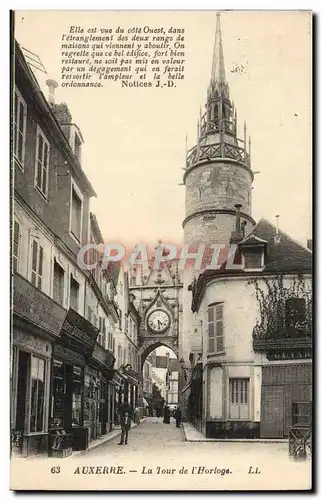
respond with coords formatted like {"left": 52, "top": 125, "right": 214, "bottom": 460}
{"left": 191, "top": 218, "right": 312, "bottom": 311}
{"left": 252, "top": 218, "right": 312, "bottom": 273}
{"left": 239, "top": 233, "right": 268, "bottom": 246}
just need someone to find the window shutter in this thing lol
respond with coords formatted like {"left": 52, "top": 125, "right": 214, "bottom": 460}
{"left": 38, "top": 245, "right": 43, "bottom": 289}
{"left": 87, "top": 305, "right": 92, "bottom": 323}
{"left": 14, "top": 91, "right": 18, "bottom": 151}
{"left": 102, "top": 319, "right": 106, "bottom": 348}
{"left": 13, "top": 220, "right": 20, "bottom": 273}
{"left": 31, "top": 240, "right": 38, "bottom": 286}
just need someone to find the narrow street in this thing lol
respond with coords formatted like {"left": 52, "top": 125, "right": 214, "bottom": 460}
{"left": 89, "top": 416, "right": 186, "bottom": 456}
{"left": 75, "top": 417, "right": 311, "bottom": 490}
{"left": 11, "top": 417, "right": 311, "bottom": 490}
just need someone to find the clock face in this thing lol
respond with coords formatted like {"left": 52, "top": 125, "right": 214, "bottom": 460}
{"left": 147, "top": 309, "right": 170, "bottom": 333}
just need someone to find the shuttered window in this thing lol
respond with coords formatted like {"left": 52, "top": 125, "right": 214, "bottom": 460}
{"left": 229, "top": 379, "right": 249, "bottom": 419}
{"left": 13, "top": 220, "right": 20, "bottom": 273}
{"left": 70, "top": 275, "right": 79, "bottom": 311}
{"left": 13, "top": 88, "right": 27, "bottom": 168}
{"left": 34, "top": 126, "right": 50, "bottom": 198}
{"left": 207, "top": 303, "right": 224, "bottom": 354}
{"left": 30, "top": 239, "right": 43, "bottom": 289}
{"left": 71, "top": 187, "right": 82, "bottom": 241}
{"left": 97, "top": 317, "right": 107, "bottom": 347}
{"left": 53, "top": 260, "right": 65, "bottom": 305}
{"left": 87, "top": 305, "right": 92, "bottom": 323}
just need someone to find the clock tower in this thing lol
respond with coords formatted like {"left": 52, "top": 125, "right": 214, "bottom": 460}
{"left": 183, "top": 12, "right": 255, "bottom": 246}
{"left": 180, "top": 13, "right": 256, "bottom": 410}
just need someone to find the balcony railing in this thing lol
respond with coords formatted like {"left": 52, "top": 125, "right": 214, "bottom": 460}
{"left": 186, "top": 142, "right": 250, "bottom": 170}
{"left": 253, "top": 326, "right": 312, "bottom": 360}
{"left": 200, "top": 118, "right": 236, "bottom": 136}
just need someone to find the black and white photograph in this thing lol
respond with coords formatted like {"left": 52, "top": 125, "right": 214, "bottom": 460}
{"left": 10, "top": 9, "right": 312, "bottom": 491}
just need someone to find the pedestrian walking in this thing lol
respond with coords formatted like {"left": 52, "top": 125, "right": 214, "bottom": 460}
{"left": 163, "top": 405, "right": 170, "bottom": 424}
{"left": 118, "top": 411, "right": 131, "bottom": 445}
{"left": 134, "top": 406, "right": 140, "bottom": 425}
{"left": 174, "top": 406, "right": 182, "bottom": 428}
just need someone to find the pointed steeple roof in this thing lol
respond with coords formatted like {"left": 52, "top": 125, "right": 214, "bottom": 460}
{"left": 208, "top": 12, "right": 229, "bottom": 101}
{"left": 210, "top": 12, "right": 226, "bottom": 86}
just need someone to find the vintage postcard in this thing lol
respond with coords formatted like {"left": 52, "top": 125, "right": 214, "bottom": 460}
{"left": 10, "top": 9, "right": 312, "bottom": 491}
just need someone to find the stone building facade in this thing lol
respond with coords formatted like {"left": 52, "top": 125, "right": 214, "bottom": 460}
{"left": 12, "top": 42, "right": 121, "bottom": 457}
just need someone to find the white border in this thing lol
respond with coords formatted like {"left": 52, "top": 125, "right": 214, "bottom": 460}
{"left": 3, "top": 3, "right": 319, "bottom": 499}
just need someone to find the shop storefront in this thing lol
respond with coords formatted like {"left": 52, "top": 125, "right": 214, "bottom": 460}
{"left": 111, "top": 371, "right": 124, "bottom": 425}
{"left": 84, "top": 344, "right": 115, "bottom": 442}
{"left": 120, "top": 367, "right": 140, "bottom": 414}
{"left": 49, "top": 308, "right": 99, "bottom": 453}
{"left": 11, "top": 274, "right": 66, "bottom": 457}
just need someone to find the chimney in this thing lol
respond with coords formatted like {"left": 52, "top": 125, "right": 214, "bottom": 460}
{"left": 230, "top": 204, "right": 243, "bottom": 244}
{"left": 274, "top": 215, "right": 281, "bottom": 244}
{"left": 307, "top": 239, "right": 312, "bottom": 251}
{"left": 235, "top": 204, "right": 242, "bottom": 232}
{"left": 45, "top": 78, "right": 58, "bottom": 106}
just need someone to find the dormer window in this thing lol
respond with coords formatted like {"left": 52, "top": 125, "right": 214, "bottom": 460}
{"left": 239, "top": 233, "right": 267, "bottom": 272}
{"left": 244, "top": 248, "right": 264, "bottom": 270}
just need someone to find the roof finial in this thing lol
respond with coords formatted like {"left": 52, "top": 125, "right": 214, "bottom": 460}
{"left": 210, "top": 11, "right": 226, "bottom": 87}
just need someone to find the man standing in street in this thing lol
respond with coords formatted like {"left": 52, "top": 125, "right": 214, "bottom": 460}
{"left": 118, "top": 411, "right": 131, "bottom": 445}
{"left": 174, "top": 406, "right": 182, "bottom": 428}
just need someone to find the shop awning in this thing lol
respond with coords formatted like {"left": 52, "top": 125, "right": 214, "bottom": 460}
{"left": 111, "top": 370, "right": 124, "bottom": 387}
{"left": 60, "top": 308, "right": 99, "bottom": 357}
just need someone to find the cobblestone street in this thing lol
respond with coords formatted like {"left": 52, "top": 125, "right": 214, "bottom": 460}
{"left": 88, "top": 417, "right": 185, "bottom": 457}
{"left": 11, "top": 417, "right": 312, "bottom": 490}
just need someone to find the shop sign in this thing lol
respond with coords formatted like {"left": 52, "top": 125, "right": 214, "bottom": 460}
{"left": 125, "top": 367, "right": 140, "bottom": 382}
{"left": 112, "top": 372, "right": 123, "bottom": 387}
{"left": 106, "top": 349, "right": 115, "bottom": 368}
{"left": 92, "top": 343, "right": 106, "bottom": 365}
{"left": 126, "top": 374, "right": 139, "bottom": 386}
{"left": 53, "top": 343, "right": 85, "bottom": 365}
{"left": 13, "top": 274, "right": 66, "bottom": 337}
{"left": 61, "top": 308, "right": 99, "bottom": 355}
{"left": 13, "top": 330, "right": 52, "bottom": 356}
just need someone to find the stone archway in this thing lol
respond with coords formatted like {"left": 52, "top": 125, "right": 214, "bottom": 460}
{"left": 137, "top": 338, "right": 180, "bottom": 408}
{"left": 138, "top": 338, "right": 179, "bottom": 368}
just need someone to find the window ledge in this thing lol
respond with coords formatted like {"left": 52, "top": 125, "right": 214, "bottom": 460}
{"left": 34, "top": 185, "right": 48, "bottom": 202}
{"left": 227, "top": 419, "right": 251, "bottom": 422}
{"left": 14, "top": 156, "right": 24, "bottom": 172}
{"left": 207, "top": 352, "right": 226, "bottom": 357}
{"left": 69, "top": 231, "right": 82, "bottom": 247}
{"left": 24, "top": 432, "right": 49, "bottom": 436}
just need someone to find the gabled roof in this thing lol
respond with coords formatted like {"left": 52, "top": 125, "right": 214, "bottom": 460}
{"left": 191, "top": 217, "right": 312, "bottom": 312}
{"left": 251, "top": 218, "right": 312, "bottom": 273}
{"left": 239, "top": 233, "right": 268, "bottom": 246}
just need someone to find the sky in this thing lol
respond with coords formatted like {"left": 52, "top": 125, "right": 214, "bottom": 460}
{"left": 14, "top": 10, "right": 312, "bottom": 247}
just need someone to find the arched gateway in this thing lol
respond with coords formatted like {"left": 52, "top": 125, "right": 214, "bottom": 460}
{"left": 138, "top": 340, "right": 179, "bottom": 368}
{"left": 128, "top": 259, "right": 183, "bottom": 408}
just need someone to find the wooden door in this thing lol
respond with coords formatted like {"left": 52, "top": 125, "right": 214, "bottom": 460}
{"left": 260, "top": 386, "right": 284, "bottom": 438}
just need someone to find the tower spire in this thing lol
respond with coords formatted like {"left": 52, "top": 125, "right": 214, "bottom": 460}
{"left": 210, "top": 12, "right": 226, "bottom": 87}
